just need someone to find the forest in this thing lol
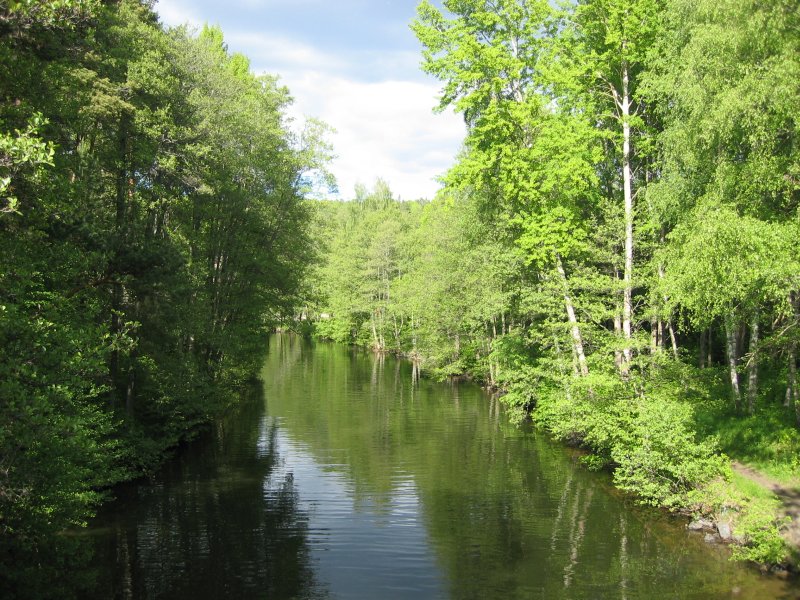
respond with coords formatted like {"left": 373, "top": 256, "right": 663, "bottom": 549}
{"left": 0, "top": 0, "right": 798, "bottom": 586}
{"left": 304, "top": 0, "right": 800, "bottom": 567}
{"left": 0, "top": 0, "right": 327, "bottom": 586}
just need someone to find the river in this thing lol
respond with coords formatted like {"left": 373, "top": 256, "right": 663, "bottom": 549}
{"left": 77, "top": 334, "right": 797, "bottom": 599}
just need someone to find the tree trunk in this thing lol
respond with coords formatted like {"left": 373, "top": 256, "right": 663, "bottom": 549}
{"left": 656, "top": 261, "right": 679, "bottom": 360}
{"left": 650, "top": 314, "right": 658, "bottom": 354}
{"left": 614, "top": 268, "right": 624, "bottom": 369}
{"left": 110, "top": 114, "right": 130, "bottom": 407}
{"left": 556, "top": 254, "right": 588, "bottom": 376}
{"left": 787, "top": 293, "right": 800, "bottom": 425}
{"left": 736, "top": 322, "right": 747, "bottom": 366}
{"left": 699, "top": 329, "right": 707, "bottom": 368}
{"left": 725, "top": 316, "right": 741, "bottom": 411}
{"left": 125, "top": 363, "right": 136, "bottom": 416}
{"left": 488, "top": 320, "right": 497, "bottom": 386}
{"left": 614, "top": 309, "right": 624, "bottom": 369}
{"left": 487, "top": 339, "right": 496, "bottom": 387}
{"left": 553, "top": 335, "right": 573, "bottom": 402}
{"left": 792, "top": 360, "right": 800, "bottom": 426}
{"left": 411, "top": 313, "right": 418, "bottom": 356}
{"left": 790, "top": 351, "right": 800, "bottom": 426}
{"left": 621, "top": 60, "right": 634, "bottom": 373}
{"left": 747, "top": 313, "right": 759, "bottom": 414}
{"left": 667, "top": 321, "right": 679, "bottom": 360}
{"left": 378, "top": 309, "right": 385, "bottom": 349}
{"left": 370, "top": 313, "right": 379, "bottom": 350}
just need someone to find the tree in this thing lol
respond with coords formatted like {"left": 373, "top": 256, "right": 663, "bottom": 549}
{"left": 0, "top": 2, "right": 322, "bottom": 575}
{"left": 643, "top": 0, "right": 800, "bottom": 412}
{"left": 556, "top": 0, "right": 663, "bottom": 374}
{"left": 413, "top": 0, "right": 601, "bottom": 379}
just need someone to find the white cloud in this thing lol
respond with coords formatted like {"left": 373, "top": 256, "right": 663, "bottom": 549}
{"left": 155, "top": 0, "right": 203, "bottom": 27}
{"left": 284, "top": 74, "right": 464, "bottom": 200}
{"left": 217, "top": 0, "right": 330, "bottom": 7}
{"left": 225, "top": 32, "right": 344, "bottom": 73}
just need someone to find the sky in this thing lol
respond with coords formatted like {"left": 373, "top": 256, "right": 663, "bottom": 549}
{"left": 154, "top": 0, "right": 465, "bottom": 200}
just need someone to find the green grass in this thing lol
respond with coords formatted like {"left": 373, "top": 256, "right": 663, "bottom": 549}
{"left": 689, "top": 369, "right": 800, "bottom": 485}
{"left": 689, "top": 472, "right": 790, "bottom": 565}
{"left": 713, "top": 408, "right": 800, "bottom": 483}
{"left": 676, "top": 368, "right": 798, "bottom": 565}
{"left": 729, "top": 471, "right": 778, "bottom": 502}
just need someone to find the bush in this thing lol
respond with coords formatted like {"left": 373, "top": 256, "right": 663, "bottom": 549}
{"left": 611, "top": 397, "right": 728, "bottom": 508}
{"left": 522, "top": 361, "right": 727, "bottom": 509}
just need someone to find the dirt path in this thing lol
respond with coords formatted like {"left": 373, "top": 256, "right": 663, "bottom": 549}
{"left": 732, "top": 461, "right": 800, "bottom": 549}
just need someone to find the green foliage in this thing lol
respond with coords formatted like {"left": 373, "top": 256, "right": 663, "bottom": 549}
{"left": 691, "top": 475, "right": 791, "bottom": 565}
{"left": 299, "top": 0, "right": 800, "bottom": 568}
{"left": 514, "top": 205, "right": 589, "bottom": 268}
{"left": 663, "top": 202, "right": 796, "bottom": 325}
{"left": 695, "top": 397, "right": 800, "bottom": 481}
{"left": 610, "top": 397, "right": 727, "bottom": 508}
{"left": 2, "top": 0, "right": 99, "bottom": 27}
{"left": 0, "top": 0, "right": 324, "bottom": 577}
{"left": 0, "top": 114, "right": 54, "bottom": 214}
{"left": 730, "top": 512, "right": 791, "bottom": 566}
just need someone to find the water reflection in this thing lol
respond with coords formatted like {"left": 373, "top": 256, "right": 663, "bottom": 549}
{"left": 265, "top": 335, "right": 798, "bottom": 600}
{"left": 86, "top": 381, "right": 326, "bottom": 599}
{"left": 25, "top": 335, "right": 798, "bottom": 599}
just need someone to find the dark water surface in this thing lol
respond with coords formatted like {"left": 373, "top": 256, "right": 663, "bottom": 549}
{"left": 79, "top": 335, "right": 798, "bottom": 599}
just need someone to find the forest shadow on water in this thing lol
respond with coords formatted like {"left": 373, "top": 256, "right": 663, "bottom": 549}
{"left": 15, "top": 378, "right": 328, "bottom": 600}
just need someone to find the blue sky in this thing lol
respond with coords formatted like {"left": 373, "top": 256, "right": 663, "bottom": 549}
{"left": 155, "top": 0, "right": 465, "bottom": 200}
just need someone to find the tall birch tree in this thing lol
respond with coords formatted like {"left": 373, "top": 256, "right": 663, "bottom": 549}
{"left": 557, "top": 0, "right": 663, "bottom": 375}
{"left": 413, "top": 0, "right": 600, "bottom": 378}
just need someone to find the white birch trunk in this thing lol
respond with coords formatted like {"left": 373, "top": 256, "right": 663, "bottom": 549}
{"left": 411, "top": 313, "right": 418, "bottom": 356}
{"left": 650, "top": 315, "right": 658, "bottom": 354}
{"left": 621, "top": 61, "right": 634, "bottom": 372}
{"left": 667, "top": 321, "right": 679, "bottom": 360}
{"left": 657, "top": 262, "right": 679, "bottom": 360}
{"left": 747, "top": 314, "right": 759, "bottom": 414}
{"left": 787, "top": 293, "right": 800, "bottom": 424}
{"left": 614, "top": 268, "right": 624, "bottom": 370}
{"left": 370, "top": 313, "right": 379, "bottom": 350}
{"left": 725, "top": 316, "right": 741, "bottom": 410}
{"left": 791, "top": 351, "right": 800, "bottom": 427}
{"left": 556, "top": 254, "right": 588, "bottom": 377}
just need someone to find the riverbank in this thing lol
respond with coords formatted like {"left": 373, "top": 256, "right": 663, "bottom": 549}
{"left": 681, "top": 464, "right": 798, "bottom": 572}
{"left": 528, "top": 392, "right": 799, "bottom": 572}
{"left": 730, "top": 464, "right": 800, "bottom": 564}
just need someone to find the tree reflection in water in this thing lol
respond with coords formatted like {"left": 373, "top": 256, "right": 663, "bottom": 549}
{"left": 85, "top": 381, "right": 326, "bottom": 600}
